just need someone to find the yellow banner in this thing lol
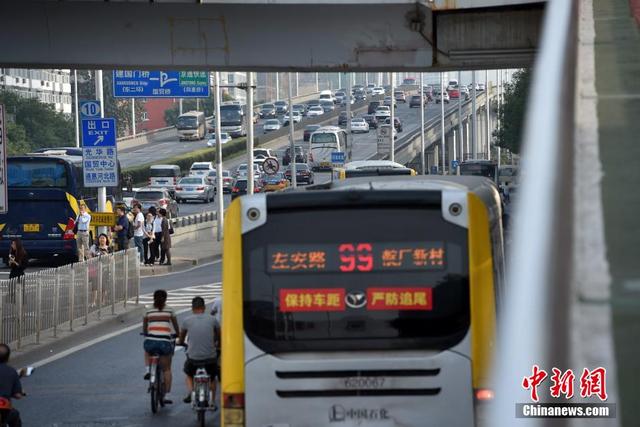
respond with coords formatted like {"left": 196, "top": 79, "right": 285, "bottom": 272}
{"left": 91, "top": 212, "right": 116, "bottom": 227}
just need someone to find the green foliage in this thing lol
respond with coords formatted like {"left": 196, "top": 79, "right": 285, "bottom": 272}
{"left": 0, "top": 89, "right": 74, "bottom": 154}
{"left": 493, "top": 69, "right": 531, "bottom": 154}
{"left": 163, "top": 92, "right": 235, "bottom": 127}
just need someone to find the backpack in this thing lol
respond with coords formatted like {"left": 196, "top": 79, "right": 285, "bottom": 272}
{"left": 126, "top": 218, "right": 134, "bottom": 240}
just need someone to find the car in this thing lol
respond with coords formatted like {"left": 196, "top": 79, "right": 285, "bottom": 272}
{"left": 338, "top": 111, "right": 354, "bottom": 126}
{"left": 340, "top": 95, "right": 355, "bottom": 106}
{"left": 368, "top": 101, "right": 381, "bottom": 114}
{"left": 409, "top": 95, "right": 425, "bottom": 108}
{"left": 303, "top": 124, "right": 322, "bottom": 142}
{"left": 459, "top": 86, "right": 470, "bottom": 100}
{"left": 350, "top": 117, "right": 369, "bottom": 133}
{"left": 383, "top": 96, "right": 397, "bottom": 108}
{"left": 384, "top": 117, "right": 403, "bottom": 132}
{"left": 371, "top": 86, "right": 385, "bottom": 96}
{"left": 259, "top": 103, "right": 276, "bottom": 118}
{"left": 189, "top": 161, "right": 215, "bottom": 177}
{"left": 478, "top": 83, "right": 486, "bottom": 91}
{"left": 334, "top": 91, "right": 346, "bottom": 104}
{"left": 263, "top": 119, "right": 281, "bottom": 133}
{"left": 319, "top": 90, "right": 335, "bottom": 104}
{"left": 435, "top": 90, "right": 450, "bottom": 103}
{"left": 175, "top": 176, "right": 215, "bottom": 203}
{"left": 365, "top": 84, "right": 376, "bottom": 94}
{"left": 274, "top": 100, "right": 288, "bottom": 114}
{"left": 235, "top": 163, "right": 262, "bottom": 179}
{"left": 132, "top": 187, "right": 178, "bottom": 218}
{"left": 231, "top": 178, "right": 262, "bottom": 200}
{"left": 354, "top": 89, "right": 367, "bottom": 101}
{"left": 394, "top": 91, "right": 406, "bottom": 103}
{"left": 261, "top": 172, "right": 290, "bottom": 192}
{"left": 253, "top": 148, "right": 276, "bottom": 167}
{"left": 307, "top": 106, "right": 324, "bottom": 117}
{"left": 352, "top": 84, "right": 364, "bottom": 92}
{"left": 320, "top": 100, "right": 335, "bottom": 113}
{"left": 374, "top": 106, "right": 391, "bottom": 121}
{"left": 206, "top": 131, "right": 232, "bottom": 147}
{"left": 421, "top": 85, "right": 434, "bottom": 100}
{"left": 362, "top": 114, "right": 379, "bottom": 129}
{"left": 448, "top": 87, "right": 460, "bottom": 99}
{"left": 306, "top": 99, "right": 321, "bottom": 109}
{"left": 292, "top": 104, "right": 307, "bottom": 116}
{"left": 282, "top": 111, "right": 302, "bottom": 124}
{"left": 284, "top": 163, "right": 314, "bottom": 185}
{"left": 283, "top": 145, "right": 306, "bottom": 166}
{"left": 205, "top": 169, "right": 233, "bottom": 193}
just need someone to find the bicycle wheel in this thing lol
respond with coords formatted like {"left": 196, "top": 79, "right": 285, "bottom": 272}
{"left": 150, "top": 380, "right": 158, "bottom": 414}
{"left": 197, "top": 410, "right": 205, "bottom": 427}
{"left": 158, "top": 366, "right": 166, "bottom": 408}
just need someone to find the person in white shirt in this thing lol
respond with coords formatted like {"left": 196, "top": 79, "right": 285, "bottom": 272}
{"left": 132, "top": 204, "right": 145, "bottom": 264}
{"left": 75, "top": 204, "right": 91, "bottom": 261}
{"left": 149, "top": 206, "right": 163, "bottom": 266}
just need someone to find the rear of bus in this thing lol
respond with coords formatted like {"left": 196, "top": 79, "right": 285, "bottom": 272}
{"left": 222, "top": 178, "right": 498, "bottom": 426}
{"left": 0, "top": 156, "right": 78, "bottom": 262}
{"left": 308, "top": 127, "right": 343, "bottom": 171}
{"left": 148, "top": 165, "right": 181, "bottom": 190}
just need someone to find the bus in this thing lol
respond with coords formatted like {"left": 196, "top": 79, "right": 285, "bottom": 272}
{"left": 332, "top": 160, "right": 416, "bottom": 180}
{"left": 308, "top": 126, "right": 347, "bottom": 171}
{"left": 221, "top": 175, "right": 505, "bottom": 427}
{"left": 220, "top": 103, "right": 247, "bottom": 138}
{"left": 177, "top": 111, "right": 206, "bottom": 141}
{"left": 0, "top": 153, "right": 122, "bottom": 263}
{"left": 459, "top": 160, "right": 499, "bottom": 184}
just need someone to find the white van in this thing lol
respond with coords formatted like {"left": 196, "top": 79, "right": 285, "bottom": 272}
{"left": 149, "top": 164, "right": 181, "bottom": 190}
{"left": 308, "top": 126, "right": 347, "bottom": 171}
{"left": 319, "top": 90, "right": 335, "bottom": 104}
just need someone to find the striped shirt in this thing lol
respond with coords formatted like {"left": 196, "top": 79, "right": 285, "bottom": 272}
{"left": 144, "top": 306, "right": 176, "bottom": 342}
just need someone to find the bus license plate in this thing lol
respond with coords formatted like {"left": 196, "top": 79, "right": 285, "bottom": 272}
{"left": 321, "top": 162, "right": 330, "bottom": 167}
{"left": 344, "top": 377, "right": 386, "bottom": 389}
{"left": 23, "top": 224, "right": 40, "bottom": 232}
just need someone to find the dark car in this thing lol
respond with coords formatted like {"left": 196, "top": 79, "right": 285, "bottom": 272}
{"left": 338, "top": 111, "right": 354, "bottom": 126}
{"left": 385, "top": 117, "right": 403, "bottom": 132}
{"left": 259, "top": 103, "right": 276, "bottom": 118}
{"left": 362, "top": 114, "right": 379, "bottom": 129}
{"left": 274, "top": 100, "right": 288, "bottom": 115}
{"left": 320, "top": 100, "right": 335, "bottom": 113}
{"left": 283, "top": 145, "right": 307, "bottom": 166}
{"left": 303, "top": 124, "right": 321, "bottom": 142}
{"left": 409, "top": 95, "right": 425, "bottom": 108}
{"left": 306, "top": 99, "right": 321, "bottom": 109}
{"left": 284, "top": 163, "right": 315, "bottom": 185}
{"left": 354, "top": 89, "right": 367, "bottom": 102}
{"left": 368, "top": 101, "right": 381, "bottom": 115}
{"left": 231, "top": 178, "right": 262, "bottom": 200}
{"left": 292, "top": 104, "right": 307, "bottom": 116}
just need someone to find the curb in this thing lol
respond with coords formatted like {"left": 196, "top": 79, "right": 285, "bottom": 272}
{"left": 140, "top": 253, "right": 222, "bottom": 277}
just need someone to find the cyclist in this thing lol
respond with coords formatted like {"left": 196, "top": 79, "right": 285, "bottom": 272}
{"left": 143, "top": 289, "right": 180, "bottom": 404}
{"left": 0, "top": 344, "right": 25, "bottom": 427}
{"left": 179, "top": 296, "right": 220, "bottom": 407}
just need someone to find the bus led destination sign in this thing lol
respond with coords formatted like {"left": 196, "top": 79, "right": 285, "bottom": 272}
{"left": 267, "top": 242, "right": 445, "bottom": 273}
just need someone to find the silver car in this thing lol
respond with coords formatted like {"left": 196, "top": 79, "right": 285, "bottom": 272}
{"left": 174, "top": 176, "right": 215, "bottom": 203}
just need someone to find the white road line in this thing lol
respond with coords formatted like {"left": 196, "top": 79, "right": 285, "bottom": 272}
{"left": 141, "top": 259, "right": 222, "bottom": 279}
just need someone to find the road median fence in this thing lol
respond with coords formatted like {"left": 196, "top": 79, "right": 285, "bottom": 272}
{"left": 0, "top": 249, "right": 140, "bottom": 350}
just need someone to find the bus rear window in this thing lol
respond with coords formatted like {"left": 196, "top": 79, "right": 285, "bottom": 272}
{"left": 243, "top": 204, "right": 469, "bottom": 353}
{"left": 8, "top": 160, "right": 68, "bottom": 188}
{"left": 310, "top": 133, "right": 337, "bottom": 144}
{"left": 150, "top": 168, "right": 179, "bottom": 178}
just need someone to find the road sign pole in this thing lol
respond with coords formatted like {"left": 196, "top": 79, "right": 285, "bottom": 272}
{"left": 74, "top": 70, "right": 80, "bottom": 148}
{"left": 131, "top": 98, "right": 136, "bottom": 136}
{"left": 288, "top": 73, "right": 297, "bottom": 189}
{"left": 95, "top": 70, "right": 107, "bottom": 236}
{"left": 420, "top": 72, "right": 425, "bottom": 175}
{"left": 439, "top": 72, "right": 445, "bottom": 174}
{"left": 214, "top": 72, "right": 224, "bottom": 242}
{"left": 275, "top": 73, "right": 279, "bottom": 100}
{"left": 390, "top": 72, "right": 395, "bottom": 163}
{"left": 315, "top": 72, "right": 319, "bottom": 92}
{"left": 346, "top": 73, "right": 352, "bottom": 161}
{"left": 485, "top": 69, "right": 491, "bottom": 160}
{"left": 247, "top": 72, "right": 255, "bottom": 195}
{"left": 472, "top": 71, "right": 477, "bottom": 160}
{"left": 179, "top": 98, "right": 183, "bottom": 115}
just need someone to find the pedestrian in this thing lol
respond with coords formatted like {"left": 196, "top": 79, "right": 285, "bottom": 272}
{"left": 158, "top": 208, "right": 172, "bottom": 266}
{"left": 113, "top": 206, "right": 130, "bottom": 251}
{"left": 132, "top": 203, "right": 145, "bottom": 264}
{"left": 89, "top": 233, "right": 112, "bottom": 307}
{"left": 7, "top": 239, "right": 28, "bottom": 304}
{"left": 75, "top": 203, "right": 91, "bottom": 261}
{"left": 150, "top": 206, "right": 162, "bottom": 266}
{"left": 143, "top": 212, "right": 155, "bottom": 265}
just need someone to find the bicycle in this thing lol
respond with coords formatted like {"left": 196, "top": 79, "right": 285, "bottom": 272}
{"left": 142, "top": 334, "right": 175, "bottom": 414}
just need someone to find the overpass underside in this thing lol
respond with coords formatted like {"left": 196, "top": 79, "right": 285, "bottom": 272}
{"left": 0, "top": 1, "right": 544, "bottom": 71}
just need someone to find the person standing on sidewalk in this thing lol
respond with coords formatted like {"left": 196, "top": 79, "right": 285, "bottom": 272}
{"left": 159, "top": 208, "right": 172, "bottom": 266}
{"left": 143, "top": 212, "right": 155, "bottom": 265}
{"left": 75, "top": 204, "right": 91, "bottom": 261}
{"left": 132, "top": 204, "right": 145, "bottom": 264}
{"left": 114, "top": 207, "right": 130, "bottom": 251}
{"left": 150, "top": 206, "right": 162, "bottom": 265}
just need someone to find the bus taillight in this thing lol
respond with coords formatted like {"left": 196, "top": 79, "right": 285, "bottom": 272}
{"left": 474, "top": 388, "right": 495, "bottom": 401}
{"left": 223, "top": 392, "right": 245, "bottom": 427}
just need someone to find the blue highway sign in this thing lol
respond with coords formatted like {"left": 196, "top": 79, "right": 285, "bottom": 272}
{"left": 81, "top": 118, "right": 118, "bottom": 187}
{"left": 112, "top": 70, "right": 210, "bottom": 98}
{"left": 331, "top": 151, "right": 346, "bottom": 165}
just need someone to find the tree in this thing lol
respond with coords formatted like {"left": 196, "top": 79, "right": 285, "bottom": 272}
{"left": 0, "top": 89, "right": 74, "bottom": 154}
{"left": 163, "top": 91, "right": 235, "bottom": 127}
{"left": 75, "top": 70, "right": 146, "bottom": 138}
{"left": 493, "top": 68, "right": 531, "bottom": 154}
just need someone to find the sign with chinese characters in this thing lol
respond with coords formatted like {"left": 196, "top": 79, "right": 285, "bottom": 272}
{"left": 377, "top": 126, "right": 392, "bottom": 156}
{"left": 331, "top": 151, "right": 345, "bottom": 167}
{"left": 279, "top": 288, "right": 346, "bottom": 312}
{"left": 268, "top": 242, "right": 445, "bottom": 273}
{"left": 0, "top": 105, "right": 7, "bottom": 214}
{"left": 112, "top": 70, "right": 210, "bottom": 98}
{"left": 90, "top": 212, "right": 117, "bottom": 227}
{"left": 367, "top": 288, "right": 432, "bottom": 311}
{"left": 81, "top": 118, "right": 118, "bottom": 187}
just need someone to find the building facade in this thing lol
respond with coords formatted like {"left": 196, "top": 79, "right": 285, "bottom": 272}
{"left": 0, "top": 68, "right": 72, "bottom": 114}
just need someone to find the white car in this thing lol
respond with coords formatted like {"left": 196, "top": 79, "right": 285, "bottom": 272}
{"left": 206, "top": 132, "right": 232, "bottom": 147}
{"left": 236, "top": 163, "right": 262, "bottom": 178}
{"left": 283, "top": 111, "right": 302, "bottom": 123}
{"left": 253, "top": 148, "right": 276, "bottom": 166}
{"left": 350, "top": 118, "right": 370, "bottom": 133}
{"left": 307, "top": 106, "right": 325, "bottom": 117}
{"left": 435, "top": 91, "right": 450, "bottom": 103}
{"left": 371, "top": 86, "right": 385, "bottom": 96}
{"left": 374, "top": 106, "right": 391, "bottom": 120}
{"left": 189, "top": 161, "right": 215, "bottom": 177}
{"left": 263, "top": 119, "right": 281, "bottom": 133}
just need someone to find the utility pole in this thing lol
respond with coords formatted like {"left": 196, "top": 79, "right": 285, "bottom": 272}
{"left": 485, "top": 69, "right": 491, "bottom": 160}
{"left": 439, "top": 72, "right": 445, "bottom": 174}
{"left": 275, "top": 73, "right": 279, "bottom": 100}
{"left": 95, "top": 70, "right": 107, "bottom": 234}
{"left": 179, "top": 99, "right": 183, "bottom": 115}
{"left": 73, "top": 70, "right": 80, "bottom": 148}
{"left": 457, "top": 71, "right": 463, "bottom": 161}
{"left": 471, "top": 71, "right": 477, "bottom": 159}
{"left": 315, "top": 72, "right": 319, "bottom": 92}
{"left": 420, "top": 72, "right": 425, "bottom": 175}
{"left": 288, "top": 73, "right": 297, "bottom": 188}
{"left": 346, "top": 73, "right": 352, "bottom": 161}
{"left": 390, "top": 72, "right": 395, "bottom": 162}
{"left": 213, "top": 72, "right": 224, "bottom": 241}
{"left": 295, "top": 72, "right": 299, "bottom": 97}
{"left": 247, "top": 72, "right": 255, "bottom": 195}
{"left": 338, "top": 73, "right": 342, "bottom": 89}
{"left": 131, "top": 98, "right": 136, "bottom": 136}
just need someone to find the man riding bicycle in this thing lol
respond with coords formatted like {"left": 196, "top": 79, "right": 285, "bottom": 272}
{"left": 143, "top": 290, "right": 180, "bottom": 404}
{"left": 179, "top": 296, "right": 220, "bottom": 407}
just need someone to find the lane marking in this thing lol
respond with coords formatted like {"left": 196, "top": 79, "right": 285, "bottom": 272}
{"left": 141, "top": 259, "right": 222, "bottom": 280}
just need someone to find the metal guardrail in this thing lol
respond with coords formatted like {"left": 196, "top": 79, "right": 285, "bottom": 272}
{"left": 171, "top": 211, "right": 216, "bottom": 228}
{"left": 489, "top": 0, "right": 577, "bottom": 425}
{"left": 0, "top": 249, "right": 140, "bottom": 350}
